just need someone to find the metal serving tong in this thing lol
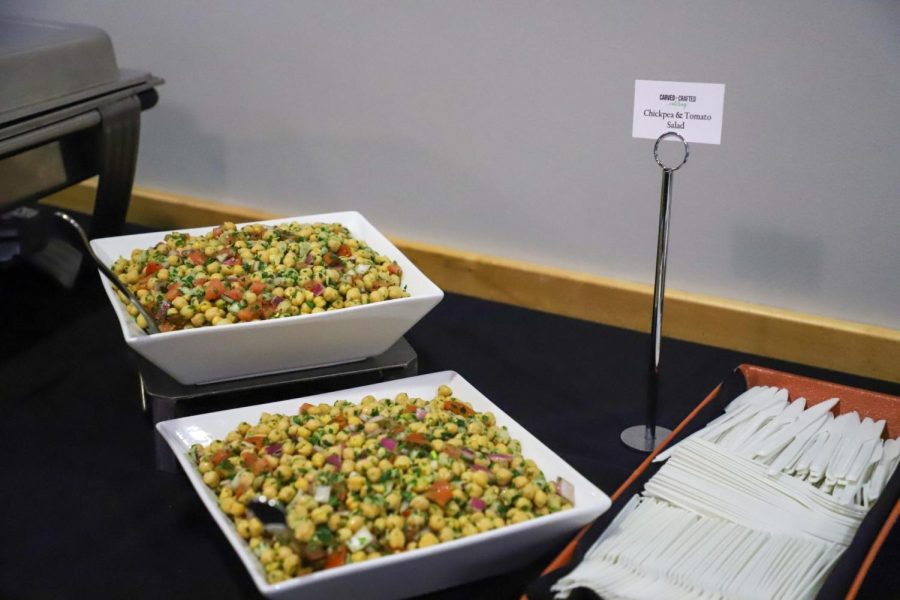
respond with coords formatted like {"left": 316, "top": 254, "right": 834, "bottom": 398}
{"left": 54, "top": 211, "right": 160, "bottom": 334}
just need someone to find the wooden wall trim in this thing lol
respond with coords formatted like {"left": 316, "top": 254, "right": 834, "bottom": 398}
{"left": 42, "top": 180, "right": 900, "bottom": 383}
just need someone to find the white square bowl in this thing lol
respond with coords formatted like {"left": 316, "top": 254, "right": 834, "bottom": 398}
{"left": 156, "top": 371, "right": 611, "bottom": 599}
{"left": 90, "top": 212, "right": 443, "bottom": 385}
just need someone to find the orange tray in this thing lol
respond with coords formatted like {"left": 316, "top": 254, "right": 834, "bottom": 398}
{"left": 526, "top": 364, "right": 900, "bottom": 600}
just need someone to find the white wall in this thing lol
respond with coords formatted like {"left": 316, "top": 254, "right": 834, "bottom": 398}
{"left": 6, "top": 1, "right": 899, "bottom": 329}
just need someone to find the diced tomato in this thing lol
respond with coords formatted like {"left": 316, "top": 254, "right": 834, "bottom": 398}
{"left": 324, "top": 545, "right": 347, "bottom": 570}
{"left": 224, "top": 286, "right": 244, "bottom": 301}
{"left": 144, "top": 261, "right": 163, "bottom": 276}
{"left": 444, "top": 400, "right": 475, "bottom": 417}
{"left": 387, "top": 263, "right": 402, "bottom": 275}
{"left": 240, "top": 450, "right": 258, "bottom": 468}
{"left": 243, "top": 435, "right": 265, "bottom": 450}
{"left": 425, "top": 480, "right": 453, "bottom": 507}
{"left": 205, "top": 279, "right": 226, "bottom": 301}
{"left": 210, "top": 449, "right": 230, "bottom": 466}
{"left": 333, "top": 415, "right": 347, "bottom": 429}
{"left": 403, "top": 405, "right": 418, "bottom": 414}
{"left": 337, "top": 244, "right": 352, "bottom": 257}
{"left": 252, "top": 458, "right": 270, "bottom": 475}
{"left": 234, "top": 482, "right": 248, "bottom": 498}
{"left": 237, "top": 308, "right": 257, "bottom": 322}
{"left": 442, "top": 445, "right": 462, "bottom": 459}
{"left": 405, "top": 432, "right": 430, "bottom": 446}
{"left": 212, "top": 226, "right": 225, "bottom": 237}
{"left": 249, "top": 281, "right": 266, "bottom": 294}
{"left": 322, "top": 252, "right": 341, "bottom": 267}
{"left": 159, "top": 322, "right": 178, "bottom": 333}
{"left": 187, "top": 250, "right": 205, "bottom": 266}
{"left": 299, "top": 402, "right": 315, "bottom": 415}
{"left": 242, "top": 451, "right": 270, "bottom": 475}
{"left": 165, "top": 283, "right": 181, "bottom": 301}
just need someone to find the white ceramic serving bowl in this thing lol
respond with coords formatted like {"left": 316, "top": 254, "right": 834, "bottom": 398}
{"left": 90, "top": 212, "right": 443, "bottom": 385}
{"left": 156, "top": 371, "right": 611, "bottom": 599}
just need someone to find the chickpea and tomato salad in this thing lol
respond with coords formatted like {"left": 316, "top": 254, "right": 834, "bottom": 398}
{"left": 191, "top": 386, "right": 574, "bottom": 583}
{"left": 111, "top": 220, "right": 408, "bottom": 332}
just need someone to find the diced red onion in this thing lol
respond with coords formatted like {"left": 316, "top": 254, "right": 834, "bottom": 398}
{"left": 310, "top": 282, "right": 324, "bottom": 296}
{"left": 314, "top": 485, "right": 331, "bottom": 503}
{"left": 460, "top": 448, "right": 476, "bottom": 461}
{"left": 155, "top": 300, "right": 171, "bottom": 320}
{"left": 470, "top": 497, "right": 486, "bottom": 511}
{"left": 223, "top": 256, "right": 239, "bottom": 266}
{"left": 556, "top": 477, "right": 575, "bottom": 504}
{"left": 355, "top": 264, "right": 370, "bottom": 274}
{"left": 367, "top": 415, "right": 385, "bottom": 424}
{"left": 312, "top": 445, "right": 326, "bottom": 454}
{"left": 305, "top": 252, "right": 315, "bottom": 265}
{"left": 470, "top": 464, "right": 491, "bottom": 473}
{"left": 380, "top": 438, "right": 398, "bottom": 452}
{"left": 488, "top": 453, "right": 513, "bottom": 462}
{"left": 415, "top": 408, "right": 427, "bottom": 421}
{"left": 325, "top": 454, "right": 342, "bottom": 469}
{"left": 271, "top": 296, "right": 284, "bottom": 307}
{"left": 265, "top": 443, "right": 283, "bottom": 456}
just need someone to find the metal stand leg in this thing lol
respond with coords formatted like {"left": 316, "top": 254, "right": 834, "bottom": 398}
{"left": 90, "top": 95, "right": 141, "bottom": 238}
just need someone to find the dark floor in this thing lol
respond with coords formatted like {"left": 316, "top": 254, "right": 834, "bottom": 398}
{"left": 1, "top": 208, "right": 896, "bottom": 599}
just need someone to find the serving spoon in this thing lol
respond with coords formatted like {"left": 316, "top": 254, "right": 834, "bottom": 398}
{"left": 247, "top": 496, "right": 290, "bottom": 536}
{"left": 54, "top": 211, "right": 161, "bottom": 334}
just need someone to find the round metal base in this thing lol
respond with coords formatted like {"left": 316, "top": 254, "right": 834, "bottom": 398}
{"left": 620, "top": 425, "right": 673, "bottom": 452}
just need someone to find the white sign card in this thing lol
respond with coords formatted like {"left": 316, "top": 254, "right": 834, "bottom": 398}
{"left": 632, "top": 80, "right": 726, "bottom": 145}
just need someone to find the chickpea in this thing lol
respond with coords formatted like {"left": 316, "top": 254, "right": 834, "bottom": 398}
{"left": 471, "top": 470, "right": 490, "bottom": 488}
{"left": 294, "top": 520, "right": 314, "bottom": 542}
{"left": 347, "top": 475, "right": 366, "bottom": 492}
{"left": 515, "top": 497, "right": 533, "bottom": 511}
{"left": 510, "top": 511, "right": 531, "bottom": 524}
{"left": 495, "top": 468, "right": 513, "bottom": 486}
{"left": 387, "top": 528, "right": 405, "bottom": 550}
{"left": 278, "top": 486, "right": 296, "bottom": 503}
{"left": 202, "top": 471, "right": 220, "bottom": 488}
{"left": 428, "top": 514, "right": 445, "bottom": 532}
{"left": 310, "top": 505, "right": 332, "bottom": 524}
{"left": 347, "top": 515, "right": 365, "bottom": 532}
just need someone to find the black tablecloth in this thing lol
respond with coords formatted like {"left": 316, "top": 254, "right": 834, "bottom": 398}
{"left": 2, "top": 213, "right": 897, "bottom": 599}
